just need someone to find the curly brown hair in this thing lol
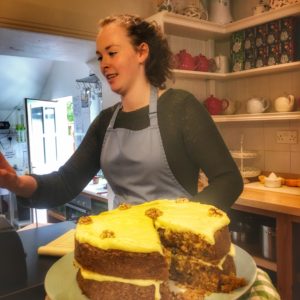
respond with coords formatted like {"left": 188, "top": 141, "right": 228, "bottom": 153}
{"left": 99, "top": 14, "right": 173, "bottom": 89}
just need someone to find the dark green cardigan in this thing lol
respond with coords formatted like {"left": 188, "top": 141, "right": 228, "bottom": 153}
{"left": 22, "top": 88, "right": 243, "bottom": 212}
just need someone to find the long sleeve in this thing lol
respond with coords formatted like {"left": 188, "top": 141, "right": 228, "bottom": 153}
{"left": 158, "top": 89, "right": 243, "bottom": 212}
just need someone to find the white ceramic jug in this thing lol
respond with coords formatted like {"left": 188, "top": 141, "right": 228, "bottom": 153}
{"left": 246, "top": 97, "right": 270, "bottom": 114}
{"left": 208, "top": 0, "right": 233, "bottom": 25}
{"left": 215, "top": 55, "right": 229, "bottom": 73}
{"left": 274, "top": 95, "right": 295, "bottom": 112}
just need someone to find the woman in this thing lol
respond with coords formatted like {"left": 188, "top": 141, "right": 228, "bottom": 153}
{"left": 0, "top": 14, "right": 243, "bottom": 211}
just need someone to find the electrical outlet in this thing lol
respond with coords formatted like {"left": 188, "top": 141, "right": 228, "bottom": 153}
{"left": 276, "top": 130, "right": 298, "bottom": 144}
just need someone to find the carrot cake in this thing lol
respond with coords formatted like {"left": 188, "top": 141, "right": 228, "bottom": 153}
{"left": 74, "top": 199, "right": 246, "bottom": 300}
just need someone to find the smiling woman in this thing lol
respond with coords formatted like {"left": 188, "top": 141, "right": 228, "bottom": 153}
{"left": 96, "top": 14, "right": 173, "bottom": 110}
{"left": 0, "top": 12, "right": 242, "bottom": 248}
{"left": 0, "top": 13, "right": 245, "bottom": 300}
{"left": 0, "top": 11, "right": 243, "bottom": 210}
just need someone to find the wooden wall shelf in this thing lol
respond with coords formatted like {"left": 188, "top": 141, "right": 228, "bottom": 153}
{"left": 213, "top": 111, "right": 300, "bottom": 123}
{"left": 226, "top": 3, "right": 300, "bottom": 33}
{"left": 173, "top": 61, "right": 300, "bottom": 81}
{"left": 148, "top": 3, "right": 300, "bottom": 40}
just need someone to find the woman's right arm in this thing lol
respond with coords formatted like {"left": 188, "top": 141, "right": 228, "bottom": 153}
{"left": 0, "top": 152, "right": 38, "bottom": 197}
{"left": 23, "top": 110, "right": 111, "bottom": 208}
{"left": 1, "top": 107, "right": 114, "bottom": 209}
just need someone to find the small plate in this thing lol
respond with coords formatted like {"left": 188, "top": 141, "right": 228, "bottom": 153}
{"left": 230, "top": 150, "right": 258, "bottom": 159}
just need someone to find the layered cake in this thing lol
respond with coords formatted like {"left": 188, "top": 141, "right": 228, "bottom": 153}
{"left": 74, "top": 199, "right": 246, "bottom": 300}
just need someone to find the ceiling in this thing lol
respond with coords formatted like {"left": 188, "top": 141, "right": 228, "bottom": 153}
{"left": 0, "top": 27, "right": 96, "bottom": 112}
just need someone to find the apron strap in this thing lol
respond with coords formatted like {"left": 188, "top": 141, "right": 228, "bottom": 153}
{"left": 149, "top": 86, "right": 158, "bottom": 127}
{"left": 107, "top": 103, "right": 122, "bottom": 129}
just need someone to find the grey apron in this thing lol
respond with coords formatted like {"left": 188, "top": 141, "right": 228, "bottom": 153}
{"left": 100, "top": 86, "right": 192, "bottom": 208}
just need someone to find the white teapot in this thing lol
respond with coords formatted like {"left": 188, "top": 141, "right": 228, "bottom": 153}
{"left": 246, "top": 97, "right": 270, "bottom": 114}
{"left": 274, "top": 95, "right": 295, "bottom": 112}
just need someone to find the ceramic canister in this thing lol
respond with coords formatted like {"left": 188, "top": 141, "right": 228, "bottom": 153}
{"left": 208, "top": 0, "right": 233, "bottom": 25}
{"left": 215, "top": 55, "right": 229, "bottom": 73}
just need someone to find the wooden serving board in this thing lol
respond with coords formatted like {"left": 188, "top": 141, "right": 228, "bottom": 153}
{"left": 245, "top": 181, "right": 300, "bottom": 196}
{"left": 38, "top": 229, "right": 75, "bottom": 256}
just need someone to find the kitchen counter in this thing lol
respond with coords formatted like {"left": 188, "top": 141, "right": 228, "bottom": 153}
{"left": 233, "top": 184, "right": 300, "bottom": 300}
{"left": 81, "top": 181, "right": 114, "bottom": 211}
{"left": 236, "top": 184, "right": 300, "bottom": 217}
{"left": 81, "top": 182, "right": 108, "bottom": 202}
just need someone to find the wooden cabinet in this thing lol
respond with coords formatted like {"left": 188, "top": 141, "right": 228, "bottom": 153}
{"left": 233, "top": 188, "right": 300, "bottom": 300}
{"left": 229, "top": 209, "right": 277, "bottom": 273}
{"left": 147, "top": 3, "right": 300, "bottom": 122}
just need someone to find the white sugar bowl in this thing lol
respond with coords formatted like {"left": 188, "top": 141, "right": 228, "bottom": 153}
{"left": 264, "top": 172, "right": 282, "bottom": 188}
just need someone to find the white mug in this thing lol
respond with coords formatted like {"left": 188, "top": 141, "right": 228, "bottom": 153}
{"left": 215, "top": 55, "right": 229, "bottom": 73}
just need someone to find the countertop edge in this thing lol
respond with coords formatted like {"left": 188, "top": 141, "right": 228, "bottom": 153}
{"left": 235, "top": 187, "right": 300, "bottom": 218}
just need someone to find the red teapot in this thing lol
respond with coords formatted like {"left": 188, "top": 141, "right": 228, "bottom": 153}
{"left": 174, "top": 49, "right": 195, "bottom": 70}
{"left": 204, "top": 95, "right": 229, "bottom": 115}
{"left": 194, "top": 54, "right": 209, "bottom": 72}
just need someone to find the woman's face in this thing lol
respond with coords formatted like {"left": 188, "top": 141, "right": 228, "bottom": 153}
{"left": 96, "top": 23, "right": 147, "bottom": 96}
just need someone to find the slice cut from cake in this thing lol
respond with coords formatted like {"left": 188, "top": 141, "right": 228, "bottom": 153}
{"left": 74, "top": 199, "right": 246, "bottom": 300}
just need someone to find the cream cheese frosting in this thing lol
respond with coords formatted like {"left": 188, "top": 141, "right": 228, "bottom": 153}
{"left": 75, "top": 199, "right": 230, "bottom": 253}
{"left": 74, "top": 260, "right": 163, "bottom": 300}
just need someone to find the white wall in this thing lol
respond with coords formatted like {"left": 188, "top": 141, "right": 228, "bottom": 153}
{"left": 0, "top": 55, "right": 54, "bottom": 110}
{"left": 215, "top": 68, "right": 300, "bottom": 176}
{"left": 218, "top": 119, "right": 300, "bottom": 175}
{"left": 40, "top": 60, "right": 90, "bottom": 100}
